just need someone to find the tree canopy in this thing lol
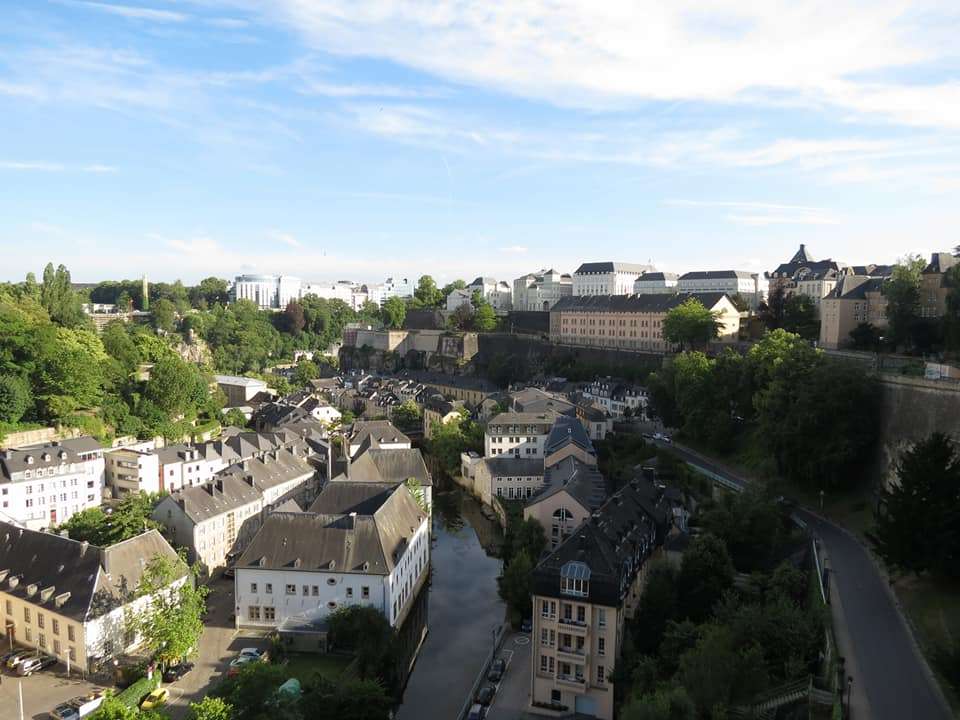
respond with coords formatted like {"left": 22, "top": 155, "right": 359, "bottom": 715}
{"left": 662, "top": 298, "right": 720, "bottom": 350}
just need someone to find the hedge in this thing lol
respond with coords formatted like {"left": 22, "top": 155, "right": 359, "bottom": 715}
{"left": 115, "top": 672, "right": 161, "bottom": 709}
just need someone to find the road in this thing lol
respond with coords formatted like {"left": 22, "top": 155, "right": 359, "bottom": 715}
{"left": 0, "top": 664, "right": 104, "bottom": 720}
{"left": 662, "top": 439, "right": 952, "bottom": 720}
{"left": 486, "top": 632, "right": 532, "bottom": 720}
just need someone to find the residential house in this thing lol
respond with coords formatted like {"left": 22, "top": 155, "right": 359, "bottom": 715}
{"left": 921, "top": 252, "right": 958, "bottom": 319}
{"left": 445, "top": 288, "right": 473, "bottom": 312}
{"left": 460, "top": 456, "right": 546, "bottom": 506}
{"left": 819, "top": 276, "right": 888, "bottom": 349}
{"left": 529, "top": 481, "right": 664, "bottom": 719}
{"left": 467, "top": 277, "right": 513, "bottom": 314}
{"left": 0, "top": 437, "right": 106, "bottom": 530}
{"left": 422, "top": 395, "right": 466, "bottom": 440}
{"left": 767, "top": 245, "right": 847, "bottom": 310}
{"left": 0, "top": 523, "right": 189, "bottom": 673}
{"left": 348, "top": 421, "right": 411, "bottom": 457}
{"left": 632, "top": 272, "right": 678, "bottom": 295}
{"left": 573, "top": 263, "right": 655, "bottom": 297}
{"left": 514, "top": 269, "right": 574, "bottom": 312}
{"left": 524, "top": 457, "right": 606, "bottom": 549}
{"left": 549, "top": 293, "right": 741, "bottom": 352}
{"left": 234, "top": 482, "right": 429, "bottom": 635}
{"left": 104, "top": 442, "right": 160, "bottom": 497}
{"left": 215, "top": 375, "right": 270, "bottom": 408}
{"left": 485, "top": 412, "right": 558, "bottom": 458}
{"left": 581, "top": 379, "right": 648, "bottom": 419}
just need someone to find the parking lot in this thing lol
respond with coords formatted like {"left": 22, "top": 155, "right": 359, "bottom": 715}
{"left": 0, "top": 659, "right": 105, "bottom": 720}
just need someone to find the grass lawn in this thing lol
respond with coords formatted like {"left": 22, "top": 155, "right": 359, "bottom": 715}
{"left": 893, "top": 574, "right": 960, "bottom": 714}
{"left": 282, "top": 653, "right": 353, "bottom": 683}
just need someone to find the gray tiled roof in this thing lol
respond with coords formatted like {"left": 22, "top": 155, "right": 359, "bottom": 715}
{"left": 545, "top": 415, "right": 595, "bottom": 456}
{"left": 349, "top": 421, "right": 410, "bottom": 450}
{"left": 346, "top": 449, "right": 432, "bottom": 486}
{"left": 1, "top": 436, "right": 102, "bottom": 478}
{"left": 574, "top": 262, "right": 654, "bottom": 275}
{"left": 160, "top": 475, "right": 263, "bottom": 524}
{"left": 533, "top": 456, "right": 606, "bottom": 512}
{"left": 483, "top": 457, "right": 545, "bottom": 478}
{"left": 679, "top": 270, "right": 756, "bottom": 280}
{"left": 219, "top": 444, "right": 314, "bottom": 494}
{"left": 636, "top": 272, "right": 678, "bottom": 282}
{"left": 309, "top": 482, "right": 397, "bottom": 515}
{"left": 551, "top": 292, "right": 730, "bottom": 313}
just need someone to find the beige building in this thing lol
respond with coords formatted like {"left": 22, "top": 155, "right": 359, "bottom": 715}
{"left": 920, "top": 253, "right": 958, "bottom": 319}
{"left": 819, "top": 276, "right": 887, "bottom": 349}
{"left": 549, "top": 293, "right": 740, "bottom": 353}
{"left": 767, "top": 245, "right": 847, "bottom": 311}
{"left": 524, "top": 457, "right": 606, "bottom": 549}
{"left": 530, "top": 481, "right": 663, "bottom": 719}
{"left": 485, "top": 412, "right": 558, "bottom": 458}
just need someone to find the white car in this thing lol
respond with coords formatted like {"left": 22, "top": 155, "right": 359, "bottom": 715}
{"left": 238, "top": 647, "right": 264, "bottom": 659}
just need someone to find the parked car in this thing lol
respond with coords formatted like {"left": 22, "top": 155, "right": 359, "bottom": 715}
{"left": 163, "top": 662, "right": 194, "bottom": 683}
{"left": 51, "top": 703, "right": 80, "bottom": 720}
{"left": 238, "top": 647, "right": 267, "bottom": 661}
{"left": 487, "top": 658, "right": 506, "bottom": 682}
{"left": 5, "top": 649, "right": 37, "bottom": 669}
{"left": 227, "top": 656, "right": 257, "bottom": 676}
{"left": 520, "top": 618, "right": 532, "bottom": 633}
{"left": 475, "top": 685, "right": 495, "bottom": 706}
{"left": 18, "top": 654, "right": 58, "bottom": 676}
{"left": 140, "top": 688, "right": 170, "bottom": 710}
{"left": 466, "top": 703, "right": 487, "bottom": 720}
{"left": 50, "top": 692, "right": 105, "bottom": 720}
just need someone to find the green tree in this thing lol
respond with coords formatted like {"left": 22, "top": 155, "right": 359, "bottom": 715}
{"left": 88, "top": 696, "right": 139, "bottom": 720}
{"left": 404, "top": 477, "right": 430, "bottom": 514}
{"left": 870, "top": 433, "right": 960, "bottom": 577}
{"left": 302, "top": 675, "right": 393, "bottom": 720}
{"left": 472, "top": 292, "right": 498, "bottom": 332}
{"left": 884, "top": 255, "right": 926, "bottom": 349}
{"left": 130, "top": 553, "right": 207, "bottom": 667}
{"left": 441, "top": 279, "right": 467, "bottom": 300}
{"left": 392, "top": 399, "right": 422, "bottom": 431}
{"left": 662, "top": 298, "right": 720, "bottom": 350}
{"left": 382, "top": 296, "right": 407, "bottom": 329}
{"left": 702, "top": 486, "right": 788, "bottom": 573}
{"left": 222, "top": 408, "right": 248, "bottom": 428}
{"left": 781, "top": 294, "right": 819, "bottom": 340}
{"left": 634, "top": 561, "right": 679, "bottom": 654}
{"left": 144, "top": 356, "right": 210, "bottom": 418}
{"left": 413, "top": 275, "right": 442, "bottom": 308}
{"left": 447, "top": 303, "right": 474, "bottom": 331}
{"left": 40, "top": 262, "right": 87, "bottom": 328}
{"left": 426, "top": 410, "right": 482, "bottom": 477}
{"left": 0, "top": 373, "right": 32, "bottom": 423}
{"left": 280, "top": 300, "right": 306, "bottom": 335}
{"left": 36, "top": 327, "right": 108, "bottom": 415}
{"left": 189, "top": 277, "right": 230, "bottom": 309}
{"left": 498, "top": 549, "right": 534, "bottom": 621}
{"left": 850, "top": 322, "right": 881, "bottom": 350}
{"left": 58, "top": 507, "right": 112, "bottom": 545}
{"left": 327, "top": 606, "right": 400, "bottom": 690}
{"left": 187, "top": 697, "right": 233, "bottom": 720}
{"left": 291, "top": 359, "right": 319, "bottom": 388}
{"left": 212, "top": 663, "right": 291, "bottom": 720}
{"left": 621, "top": 686, "right": 696, "bottom": 720}
{"left": 151, "top": 298, "right": 177, "bottom": 333}
{"left": 677, "top": 534, "right": 734, "bottom": 622}
{"left": 101, "top": 321, "right": 142, "bottom": 374}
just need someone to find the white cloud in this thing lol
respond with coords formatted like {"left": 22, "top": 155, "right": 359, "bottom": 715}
{"left": 268, "top": 230, "right": 301, "bottom": 247}
{"left": 164, "top": 236, "right": 223, "bottom": 256}
{"left": 501, "top": 245, "right": 528, "bottom": 254}
{"left": 298, "top": 81, "right": 448, "bottom": 99}
{"left": 61, "top": 1, "right": 188, "bottom": 23}
{"left": 267, "top": 0, "right": 960, "bottom": 128}
{"left": 0, "top": 160, "right": 118, "bottom": 172}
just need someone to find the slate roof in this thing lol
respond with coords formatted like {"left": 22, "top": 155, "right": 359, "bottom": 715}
{"left": 482, "top": 457, "right": 545, "bottom": 478}
{"left": 1, "top": 437, "right": 103, "bottom": 478}
{"left": 790, "top": 244, "right": 815, "bottom": 263}
{"left": 237, "top": 485, "right": 425, "bottom": 576}
{"left": 309, "top": 482, "right": 397, "bottom": 515}
{"left": 545, "top": 415, "right": 595, "bottom": 457}
{"left": 0, "top": 523, "right": 186, "bottom": 622}
{"left": 345, "top": 449, "right": 432, "bottom": 486}
{"left": 488, "top": 411, "right": 559, "bottom": 429}
{"left": 574, "top": 262, "right": 654, "bottom": 275}
{"left": 924, "top": 252, "right": 958, "bottom": 274}
{"left": 349, "top": 421, "right": 410, "bottom": 450}
{"left": 219, "top": 444, "right": 314, "bottom": 494}
{"left": 534, "top": 456, "right": 607, "bottom": 512}
{"left": 159, "top": 475, "right": 263, "bottom": 524}
{"left": 509, "top": 388, "right": 575, "bottom": 416}
{"left": 531, "top": 481, "right": 662, "bottom": 606}
{"left": 551, "top": 292, "right": 730, "bottom": 314}
{"left": 679, "top": 270, "right": 756, "bottom": 280}
{"left": 826, "top": 276, "right": 885, "bottom": 300}
{"left": 636, "top": 272, "right": 678, "bottom": 282}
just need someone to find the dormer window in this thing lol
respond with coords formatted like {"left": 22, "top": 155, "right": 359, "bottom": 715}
{"left": 560, "top": 561, "right": 590, "bottom": 598}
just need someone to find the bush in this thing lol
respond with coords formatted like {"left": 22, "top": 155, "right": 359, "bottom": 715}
{"left": 115, "top": 672, "right": 160, "bottom": 708}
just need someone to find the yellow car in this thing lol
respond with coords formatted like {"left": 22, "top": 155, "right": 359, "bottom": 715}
{"left": 140, "top": 688, "right": 170, "bottom": 710}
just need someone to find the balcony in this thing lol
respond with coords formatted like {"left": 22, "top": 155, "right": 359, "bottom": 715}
{"left": 556, "top": 674, "right": 587, "bottom": 693}
{"left": 558, "top": 617, "right": 588, "bottom": 634}
{"left": 557, "top": 646, "right": 588, "bottom": 663}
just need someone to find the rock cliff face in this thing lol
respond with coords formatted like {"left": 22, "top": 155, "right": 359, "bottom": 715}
{"left": 174, "top": 336, "right": 213, "bottom": 366}
{"left": 877, "top": 375, "right": 960, "bottom": 487}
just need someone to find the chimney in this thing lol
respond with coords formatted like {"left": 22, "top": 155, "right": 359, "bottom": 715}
{"left": 79, "top": 541, "right": 89, "bottom": 558}
{"left": 348, "top": 511, "right": 357, "bottom": 530}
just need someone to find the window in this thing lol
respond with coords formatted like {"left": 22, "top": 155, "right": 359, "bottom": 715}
{"left": 68, "top": 647, "right": 76, "bottom": 662}
{"left": 540, "top": 654, "right": 548, "bottom": 672}
{"left": 25, "top": 628, "right": 32, "bottom": 643}
{"left": 250, "top": 583, "right": 258, "bottom": 593}
{"left": 597, "top": 608, "right": 606, "bottom": 627}
{"left": 361, "top": 586, "right": 370, "bottom": 599}
{"left": 248, "top": 606, "right": 261, "bottom": 620}
{"left": 285, "top": 584, "right": 296, "bottom": 595}
{"left": 24, "top": 607, "right": 31, "bottom": 623}
{"left": 346, "top": 587, "right": 354, "bottom": 599}
{"left": 541, "top": 600, "right": 550, "bottom": 618}
{"left": 598, "top": 637, "right": 605, "bottom": 656}
{"left": 302, "top": 585, "right": 309, "bottom": 596}
{"left": 39, "top": 633, "right": 47, "bottom": 648}
{"left": 265, "top": 583, "right": 273, "bottom": 594}
{"left": 264, "top": 607, "right": 275, "bottom": 621}
{"left": 577, "top": 606, "right": 585, "bottom": 623}
{"left": 54, "top": 640, "right": 61, "bottom": 655}
{"left": 597, "top": 665, "right": 605, "bottom": 684}
{"left": 37, "top": 613, "right": 44, "bottom": 629}
{"left": 541, "top": 629, "right": 548, "bottom": 645}
{"left": 68, "top": 625, "right": 75, "bottom": 641}
{"left": 4, "top": 599, "right": 11, "bottom": 615}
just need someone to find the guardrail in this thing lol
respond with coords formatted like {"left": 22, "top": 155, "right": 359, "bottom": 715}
{"left": 456, "top": 624, "right": 506, "bottom": 720}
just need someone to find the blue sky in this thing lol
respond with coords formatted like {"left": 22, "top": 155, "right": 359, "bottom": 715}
{"left": 1, "top": 1, "right": 959, "bottom": 284}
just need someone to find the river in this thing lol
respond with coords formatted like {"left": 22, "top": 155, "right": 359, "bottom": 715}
{"left": 397, "top": 488, "right": 506, "bottom": 719}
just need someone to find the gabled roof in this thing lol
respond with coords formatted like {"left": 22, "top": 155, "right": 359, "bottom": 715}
{"left": 1, "top": 437, "right": 103, "bottom": 478}
{"left": 924, "top": 252, "right": 958, "bottom": 275}
{"left": 349, "top": 421, "right": 410, "bottom": 450}
{"left": 159, "top": 475, "right": 263, "bottom": 524}
{"left": 309, "top": 482, "right": 397, "bottom": 515}
{"left": 345, "top": 449, "right": 432, "bottom": 486}
{"left": 545, "top": 415, "right": 595, "bottom": 457}
{"left": 679, "top": 270, "right": 756, "bottom": 280}
{"left": 483, "top": 457, "right": 545, "bottom": 478}
{"left": 237, "top": 485, "right": 425, "bottom": 576}
{"left": 533, "top": 456, "right": 607, "bottom": 512}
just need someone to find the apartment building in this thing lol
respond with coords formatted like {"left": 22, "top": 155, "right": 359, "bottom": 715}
{"left": 235, "top": 482, "right": 429, "bottom": 634}
{"left": 819, "top": 276, "right": 888, "bottom": 349}
{"left": 467, "top": 277, "right": 513, "bottom": 314}
{"left": 0, "top": 438, "right": 106, "bottom": 530}
{"left": 581, "top": 379, "right": 648, "bottom": 419}
{"left": 529, "top": 482, "right": 663, "bottom": 719}
{"left": 232, "top": 275, "right": 302, "bottom": 310}
{"left": 104, "top": 442, "right": 160, "bottom": 497}
{"left": 514, "top": 269, "right": 573, "bottom": 312}
{"left": 677, "top": 271, "right": 766, "bottom": 310}
{"left": 0, "top": 523, "right": 188, "bottom": 673}
{"left": 767, "top": 245, "right": 847, "bottom": 309}
{"left": 485, "top": 412, "right": 558, "bottom": 458}
{"left": 524, "top": 457, "right": 606, "bottom": 549}
{"left": 632, "top": 272, "right": 678, "bottom": 294}
{"left": 921, "top": 253, "right": 958, "bottom": 319}
{"left": 549, "top": 293, "right": 741, "bottom": 353}
{"left": 572, "top": 263, "right": 654, "bottom": 297}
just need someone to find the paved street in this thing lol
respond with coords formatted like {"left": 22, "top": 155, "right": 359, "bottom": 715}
{"left": 486, "top": 632, "right": 532, "bottom": 720}
{"left": 665, "top": 439, "right": 953, "bottom": 720}
{"left": 0, "top": 662, "right": 105, "bottom": 720}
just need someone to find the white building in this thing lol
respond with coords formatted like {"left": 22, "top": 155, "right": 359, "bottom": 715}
{"left": 104, "top": 441, "right": 160, "bottom": 497}
{"left": 0, "top": 523, "right": 189, "bottom": 673}
{"left": 581, "top": 379, "right": 648, "bottom": 419}
{"left": 0, "top": 438, "right": 106, "bottom": 530}
{"left": 215, "top": 375, "right": 270, "bottom": 407}
{"left": 677, "top": 271, "right": 767, "bottom": 310}
{"left": 484, "top": 412, "right": 557, "bottom": 458}
{"left": 366, "top": 277, "right": 415, "bottom": 306}
{"left": 235, "top": 483, "right": 429, "bottom": 632}
{"left": 233, "top": 275, "right": 303, "bottom": 310}
{"left": 301, "top": 281, "right": 368, "bottom": 311}
{"left": 573, "top": 262, "right": 655, "bottom": 296}
{"left": 467, "top": 277, "right": 513, "bottom": 314}
{"left": 445, "top": 288, "right": 473, "bottom": 312}
{"left": 633, "top": 272, "right": 679, "bottom": 294}
{"left": 513, "top": 270, "right": 573, "bottom": 312}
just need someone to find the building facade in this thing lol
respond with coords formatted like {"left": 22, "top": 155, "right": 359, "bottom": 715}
{"left": 233, "top": 275, "right": 302, "bottom": 310}
{"left": 467, "top": 277, "right": 513, "bottom": 314}
{"left": 573, "top": 263, "right": 654, "bottom": 297}
{"left": 677, "top": 271, "right": 766, "bottom": 310}
{"left": 484, "top": 412, "right": 557, "bottom": 458}
{"left": 549, "top": 293, "right": 741, "bottom": 353}
{"left": 514, "top": 270, "right": 573, "bottom": 312}
{"left": 0, "top": 438, "right": 106, "bottom": 530}
{"left": 819, "top": 276, "right": 887, "bottom": 349}
{"left": 632, "top": 272, "right": 678, "bottom": 294}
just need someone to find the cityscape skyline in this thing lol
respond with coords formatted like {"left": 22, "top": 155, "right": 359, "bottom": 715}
{"left": 2, "top": 1, "right": 959, "bottom": 283}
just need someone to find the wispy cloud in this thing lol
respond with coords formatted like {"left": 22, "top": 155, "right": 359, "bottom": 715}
{"left": 0, "top": 160, "right": 118, "bottom": 173}
{"left": 60, "top": 1, "right": 188, "bottom": 23}
{"left": 665, "top": 199, "right": 828, "bottom": 212}
{"left": 501, "top": 245, "right": 528, "bottom": 254}
{"left": 666, "top": 198, "right": 841, "bottom": 226}
{"left": 268, "top": 230, "right": 301, "bottom": 248}
{"left": 163, "top": 236, "right": 223, "bottom": 256}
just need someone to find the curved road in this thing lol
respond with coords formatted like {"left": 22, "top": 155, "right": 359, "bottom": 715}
{"left": 662, "top": 440, "right": 952, "bottom": 720}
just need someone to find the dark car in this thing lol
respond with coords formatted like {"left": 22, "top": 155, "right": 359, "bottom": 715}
{"left": 487, "top": 658, "right": 506, "bottom": 682}
{"left": 466, "top": 704, "right": 487, "bottom": 720}
{"left": 520, "top": 618, "right": 532, "bottom": 633}
{"left": 18, "top": 654, "right": 58, "bottom": 676}
{"left": 163, "top": 662, "right": 194, "bottom": 683}
{"left": 475, "top": 685, "right": 495, "bottom": 706}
